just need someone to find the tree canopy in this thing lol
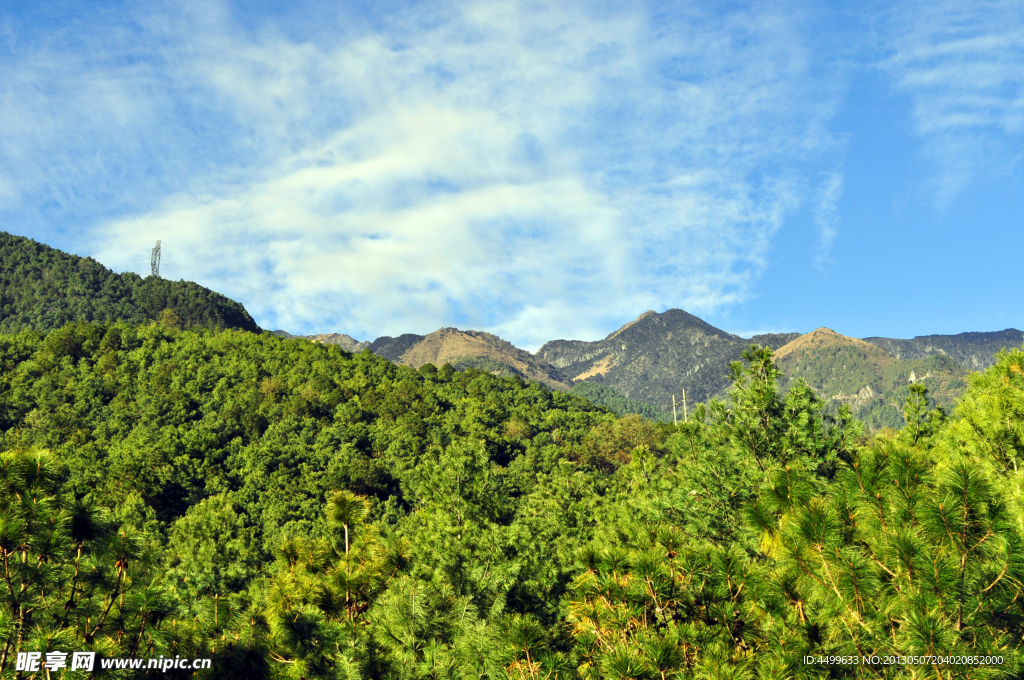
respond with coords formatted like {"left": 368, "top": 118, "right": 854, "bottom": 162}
{"left": 0, "top": 323, "right": 1021, "bottom": 678}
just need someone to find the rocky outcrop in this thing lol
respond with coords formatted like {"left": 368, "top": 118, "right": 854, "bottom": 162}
{"left": 307, "top": 333, "right": 370, "bottom": 352}
{"left": 832, "top": 385, "right": 877, "bottom": 411}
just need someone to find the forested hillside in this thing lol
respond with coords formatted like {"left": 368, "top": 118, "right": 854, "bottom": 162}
{"left": 0, "top": 232, "right": 260, "bottom": 333}
{"left": 773, "top": 328, "right": 973, "bottom": 430}
{"left": 1, "top": 321, "right": 1022, "bottom": 678}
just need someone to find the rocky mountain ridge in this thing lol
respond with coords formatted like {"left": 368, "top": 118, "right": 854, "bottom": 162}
{"left": 537, "top": 309, "right": 801, "bottom": 407}
{"left": 864, "top": 330, "right": 1024, "bottom": 369}
{"left": 773, "top": 327, "right": 975, "bottom": 429}
{"left": 288, "top": 311, "right": 1019, "bottom": 427}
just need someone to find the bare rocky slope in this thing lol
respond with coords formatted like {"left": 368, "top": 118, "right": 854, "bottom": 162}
{"left": 369, "top": 327, "right": 572, "bottom": 391}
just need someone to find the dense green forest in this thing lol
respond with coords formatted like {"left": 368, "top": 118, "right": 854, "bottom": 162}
{"left": 568, "top": 382, "right": 673, "bottom": 423}
{"left": 1, "top": 320, "right": 1022, "bottom": 678}
{"left": 0, "top": 232, "right": 260, "bottom": 333}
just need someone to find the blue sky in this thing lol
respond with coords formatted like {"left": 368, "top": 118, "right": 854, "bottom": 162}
{"left": 1, "top": 0, "right": 1021, "bottom": 350}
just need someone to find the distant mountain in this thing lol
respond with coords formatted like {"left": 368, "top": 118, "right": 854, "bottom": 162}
{"left": 864, "top": 330, "right": 1023, "bottom": 369}
{"left": 0, "top": 232, "right": 260, "bottom": 333}
{"left": 773, "top": 328, "right": 972, "bottom": 429}
{"left": 273, "top": 330, "right": 370, "bottom": 352}
{"left": 367, "top": 333, "right": 429, "bottom": 362}
{"left": 774, "top": 328, "right": 895, "bottom": 390}
{"left": 537, "top": 309, "right": 800, "bottom": 411}
{"left": 535, "top": 312, "right": 1020, "bottom": 425}
{"left": 369, "top": 327, "right": 572, "bottom": 391}
{"left": 275, "top": 310, "right": 1022, "bottom": 428}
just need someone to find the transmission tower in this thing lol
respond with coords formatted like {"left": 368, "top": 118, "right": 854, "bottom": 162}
{"left": 150, "top": 240, "right": 161, "bottom": 278}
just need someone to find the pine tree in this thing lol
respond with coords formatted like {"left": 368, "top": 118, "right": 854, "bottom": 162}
{"left": 0, "top": 450, "right": 171, "bottom": 672}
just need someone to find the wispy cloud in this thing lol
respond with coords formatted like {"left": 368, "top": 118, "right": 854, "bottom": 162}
{"left": 1, "top": 0, "right": 846, "bottom": 349}
{"left": 813, "top": 170, "right": 843, "bottom": 269}
{"left": 881, "top": 0, "right": 1024, "bottom": 205}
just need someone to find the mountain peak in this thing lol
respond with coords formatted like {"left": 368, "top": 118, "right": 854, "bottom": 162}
{"left": 606, "top": 311, "right": 655, "bottom": 342}
{"left": 370, "top": 327, "right": 571, "bottom": 390}
{"left": 774, "top": 328, "right": 886, "bottom": 360}
{"left": 538, "top": 308, "right": 789, "bottom": 406}
{"left": 602, "top": 308, "right": 737, "bottom": 343}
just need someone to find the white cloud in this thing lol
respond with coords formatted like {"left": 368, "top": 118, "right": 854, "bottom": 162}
{"left": 881, "top": 0, "right": 1024, "bottom": 204}
{"left": 2, "top": 0, "right": 846, "bottom": 349}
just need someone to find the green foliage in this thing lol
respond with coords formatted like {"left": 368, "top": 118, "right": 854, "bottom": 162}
{"left": 569, "top": 381, "right": 674, "bottom": 423}
{"left": 0, "top": 231, "right": 260, "bottom": 333}
{"left": 0, "top": 449, "right": 170, "bottom": 672}
{"left": 0, "top": 321, "right": 1021, "bottom": 678}
{"left": 165, "top": 495, "right": 261, "bottom": 600}
{"left": 943, "top": 346, "right": 1024, "bottom": 474}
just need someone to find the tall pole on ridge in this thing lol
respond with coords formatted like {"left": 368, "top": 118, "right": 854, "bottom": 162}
{"left": 150, "top": 240, "right": 161, "bottom": 278}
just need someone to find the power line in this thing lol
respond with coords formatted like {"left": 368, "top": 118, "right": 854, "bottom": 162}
{"left": 159, "top": 259, "right": 408, "bottom": 335}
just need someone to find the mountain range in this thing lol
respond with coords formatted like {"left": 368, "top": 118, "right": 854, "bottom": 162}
{"left": 1, "top": 233, "right": 1019, "bottom": 428}
{"left": 772, "top": 327, "right": 974, "bottom": 429}
{"left": 294, "top": 309, "right": 1021, "bottom": 428}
